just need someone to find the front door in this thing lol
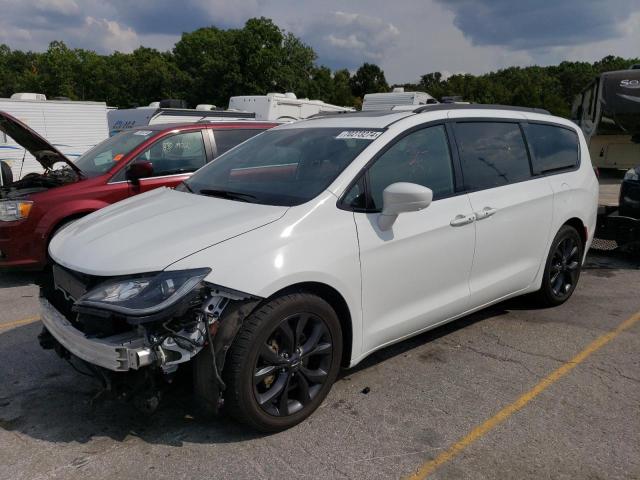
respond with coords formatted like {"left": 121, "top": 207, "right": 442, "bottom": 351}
{"left": 131, "top": 130, "right": 209, "bottom": 194}
{"left": 348, "top": 124, "right": 476, "bottom": 354}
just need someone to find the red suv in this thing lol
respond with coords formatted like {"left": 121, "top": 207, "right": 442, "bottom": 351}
{"left": 0, "top": 112, "right": 276, "bottom": 269}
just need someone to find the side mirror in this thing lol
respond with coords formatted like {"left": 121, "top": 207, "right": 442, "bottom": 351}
{"left": 378, "top": 182, "right": 433, "bottom": 231}
{"left": 126, "top": 161, "right": 154, "bottom": 183}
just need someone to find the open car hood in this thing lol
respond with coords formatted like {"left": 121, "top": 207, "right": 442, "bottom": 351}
{"left": 0, "top": 111, "right": 82, "bottom": 175}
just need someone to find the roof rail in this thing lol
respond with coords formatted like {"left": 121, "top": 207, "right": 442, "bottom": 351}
{"left": 413, "top": 104, "right": 551, "bottom": 115}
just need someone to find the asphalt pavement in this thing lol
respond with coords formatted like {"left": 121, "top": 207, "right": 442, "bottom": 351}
{"left": 0, "top": 250, "right": 639, "bottom": 479}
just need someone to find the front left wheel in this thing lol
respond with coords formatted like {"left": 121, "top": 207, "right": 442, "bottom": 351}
{"left": 222, "top": 292, "right": 343, "bottom": 432}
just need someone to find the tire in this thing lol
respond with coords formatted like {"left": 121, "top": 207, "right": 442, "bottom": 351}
{"left": 222, "top": 292, "right": 342, "bottom": 432}
{"left": 535, "top": 225, "right": 584, "bottom": 307}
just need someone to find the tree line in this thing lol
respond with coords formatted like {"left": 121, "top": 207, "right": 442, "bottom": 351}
{"left": 0, "top": 17, "right": 637, "bottom": 117}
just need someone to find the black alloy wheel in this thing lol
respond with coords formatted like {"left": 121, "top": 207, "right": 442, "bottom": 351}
{"left": 222, "top": 292, "right": 342, "bottom": 432}
{"left": 536, "top": 225, "right": 584, "bottom": 306}
{"left": 549, "top": 236, "right": 580, "bottom": 297}
{"left": 253, "top": 312, "right": 332, "bottom": 416}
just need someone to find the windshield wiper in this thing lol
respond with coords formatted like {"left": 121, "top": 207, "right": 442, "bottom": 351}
{"left": 199, "top": 189, "right": 256, "bottom": 202}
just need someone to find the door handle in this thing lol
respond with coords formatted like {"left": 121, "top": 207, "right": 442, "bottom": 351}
{"left": 450, "top": 214, "right": 476, "bottom": 227}
{"left": 475, "top": 207, "right": 498, "bottom": 220}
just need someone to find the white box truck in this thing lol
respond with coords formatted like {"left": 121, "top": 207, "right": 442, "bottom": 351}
{"left": 0, "top": 93, "right": 108, "bottom": 180}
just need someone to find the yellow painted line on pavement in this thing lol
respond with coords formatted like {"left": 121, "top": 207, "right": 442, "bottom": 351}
{"left": 0, "top": 316, "right": 40, "bottom": 331}
{"left": 407, "top": 309, "right": 640, "bottom": 480}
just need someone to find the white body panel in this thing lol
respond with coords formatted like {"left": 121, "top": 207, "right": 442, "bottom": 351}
{"left": 355, "top": 195, "right": 475, "bottom": 354}
{"left": 49, "top": 107, "right": 599, "bottom": 368}
{"left": 362, "top": 91, "right": 436, "bottom": 111}
{"left": 228, "top": 94, "right": 353, "bottom": 121}
{"left": 465, "top": 178, "right": 554, "bottom": 304}
{"left": 0, "top": 98, "right": 108, "bottom": 179}
{"left": 107, "top": 108, "right": 255, "bottom": 136}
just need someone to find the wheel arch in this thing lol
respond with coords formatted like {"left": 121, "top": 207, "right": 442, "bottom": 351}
{"left": 269, "top": 281, "right": 353, "bottom": 368}
{"left": 562, "top": 217, "right": 587, "bottom": 250}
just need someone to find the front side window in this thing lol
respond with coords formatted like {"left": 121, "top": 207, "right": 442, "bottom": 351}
{"left": 185, "top": 128, "right": 380, "bottom": 206}
{"left": 133, "top": 131, "right": 207, "bottom": 177}
{"left": 74, "top": 130, "right": 154, "bottom": 177}
{"left": 454, "top": 122, "right": 531, "bottom": 190}
{"left": 527, "top": 124, "right": 579, "bottom": 174}
{"left": 362, "top": 125, "right": 455, "bottom": 210}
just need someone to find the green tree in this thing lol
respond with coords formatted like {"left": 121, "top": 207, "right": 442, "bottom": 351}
{"left": 350, "top": 63, "right": 389, "bottom": 101}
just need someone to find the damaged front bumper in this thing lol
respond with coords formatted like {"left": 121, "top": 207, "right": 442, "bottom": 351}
{"left": 40, "top": 297, "right": 155, "bottom": 372}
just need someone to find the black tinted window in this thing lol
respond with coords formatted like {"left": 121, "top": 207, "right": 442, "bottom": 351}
{"left": 214, "top": 129, "right": 263, "bottom": 156}
{"left": 367, "top": 125, "right": 454, "bottom": 209}
{"left": 527, "top": 124, "right": 579, "bottom": 173}
{"left": 455, "top": 122, "right": 531, "bottom": 190}
{"left": 186, "top": 128, "right": 378, "bottom": 206}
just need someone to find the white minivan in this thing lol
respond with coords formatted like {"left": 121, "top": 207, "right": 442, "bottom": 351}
{"left": 42, "top": 105, "right": 599, "bottom": 431}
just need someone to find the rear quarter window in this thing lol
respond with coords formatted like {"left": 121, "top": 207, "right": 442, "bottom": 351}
{"left": 454, "top": 122, "right": 531, "bottom": 190}
{"left": 526, "top": 123, "right": 579, "bottom": 174}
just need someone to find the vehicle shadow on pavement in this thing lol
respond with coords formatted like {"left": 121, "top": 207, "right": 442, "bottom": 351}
{"left": 0, "top": 271, "right": 47, "bottom": 288}
{"left": 0, "top": 305, "right": 514, "bottom": 447}
{"left": 1, "top": 250, "right": 637, "bottom": 447}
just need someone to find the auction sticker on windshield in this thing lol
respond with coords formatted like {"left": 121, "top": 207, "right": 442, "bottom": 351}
{"left": 134, "top": 130, "right": 153, "bottom": 136}
{"left": 336, "top": 130, "right": 383, "bottom": 140}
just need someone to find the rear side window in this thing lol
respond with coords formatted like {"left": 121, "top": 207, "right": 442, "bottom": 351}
{"left": 214, "top": 129, "right": 263, "bottom": 156}
{"left": 454, "top": 122, "right": 531, "bottom": 190}
{"left": 526, "top": 124, "right": 579, "bottom": 174}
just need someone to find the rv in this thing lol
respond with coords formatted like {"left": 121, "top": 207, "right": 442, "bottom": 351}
{"left": 362, "top": 88, "right": 438, "bottom": 111}
{"left": 572, "top": 68, "right": 640, "bottom": 169}
{"left": 107, "top": 99, "right": 255, "bottom": 136}
{"left": 0, "top": 93, "right": 108, "bottom": 181}
{"left": 228, "top": 93, "right": 353, "bottom": 121}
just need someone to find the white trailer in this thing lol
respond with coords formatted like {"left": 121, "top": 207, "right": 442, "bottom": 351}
{"left": 228, "top": 93, "right": 353, "bottom": 121}
{"left": 0, "top": 93, "right": 108, "bottom": 180}
{"left": 362, "top": 88, "right": 438, "bottom": 111}
{"left": 108, "top": 101, "right": 256, "bottom": 136}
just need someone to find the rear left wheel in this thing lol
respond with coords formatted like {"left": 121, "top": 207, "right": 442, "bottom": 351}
{"left": 223, "top": 292, "right": 342, "bottom": 432}
{"left": 535, "top": 225, "right": 583, "bottom": 307}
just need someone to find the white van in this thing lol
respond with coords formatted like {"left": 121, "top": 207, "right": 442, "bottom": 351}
{"left": 43, "top": 104, "right": 598, "bottom": 432}
{"left": 0, "top": 93, "right": 108, "bottom": 180}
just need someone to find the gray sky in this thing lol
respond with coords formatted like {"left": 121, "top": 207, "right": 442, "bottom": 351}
{"left": 1, "top": 0, "right": 639, "bottom": 84}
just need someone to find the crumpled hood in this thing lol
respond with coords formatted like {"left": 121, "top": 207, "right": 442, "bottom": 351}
{"left": 0, "top": 111, "right": 82, "bottom": 174}
{"left": 49, "top": 187, "right": 289, "bottom": 276}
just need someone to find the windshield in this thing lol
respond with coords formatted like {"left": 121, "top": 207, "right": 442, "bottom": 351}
{"left": 184, "top": 127, "right": 381, "bottom": 206}
{"left": 74, "top": 130, "right": 155, "bottom": 177}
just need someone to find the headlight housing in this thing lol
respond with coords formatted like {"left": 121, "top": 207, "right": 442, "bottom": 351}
{"left": 0, "top": 200, "right": 33, "bottom": 222}
{"left": 76, "top": 268, "right": 211, "bottom": 316}
{"left": 624, "top": 168, "right": 639, "bottom": 182}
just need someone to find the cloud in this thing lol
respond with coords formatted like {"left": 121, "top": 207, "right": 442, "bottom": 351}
{"left": 0, "top": 0, "right": 638, "bottom": 85}
{"left": 299, "top": 11, "right": 401, "bottom": 69}
{"left": 105, "top": 0, "right": 261, "bottom": 35}
{"left": 435, "top": 0, "right": 639, "bottom": 50}
{"left": 82, "top": 17, "right": 139, "bottom": 52}
{"left": 33, "top": 0, "right": 80, "bottom": 16}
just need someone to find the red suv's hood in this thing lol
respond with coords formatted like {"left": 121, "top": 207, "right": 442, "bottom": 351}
{"left": 0, "top": 111, "right": 82, "bottom": 175}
